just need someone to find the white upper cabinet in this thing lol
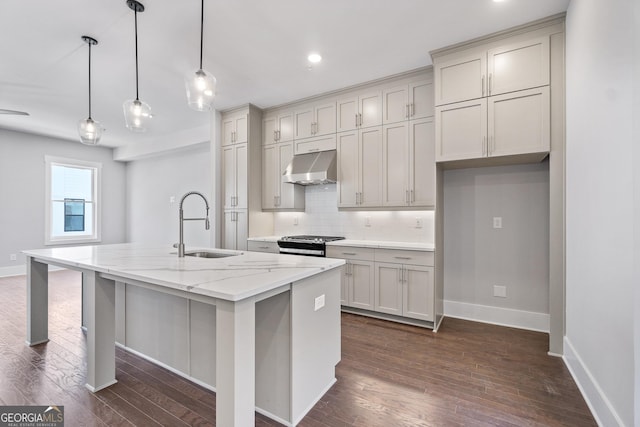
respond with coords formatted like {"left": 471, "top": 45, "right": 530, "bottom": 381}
{"left": 383, "top": 79, "right": 434, "bottom": 124}
{"left": 434, "top": 37, "right": 550, "bottom": 106}
{"left": 336, "top": 91, "right": 382, "bottom": 132}
{"left": 294, "top": 101, "right": 336, "bottom": 139}
{"left": 222, "top": 112, "right": 248, "bottom": 146}
{"left": 337, "top": 127, "right": 383, "bottom": 208}
{"left": 382, "top": 117, "right": 435, "bottom": 207}
{"left": 262, "top": 141, "right": 304, "bottom": 210}
{"left": 435, "top": 98, "right": 487, "bottom": 162}
{"left": 486, "top": 37, "right": 550, "bottom": 97}
{"left": 262, "top": 111, "right": 294, "bottom": 145}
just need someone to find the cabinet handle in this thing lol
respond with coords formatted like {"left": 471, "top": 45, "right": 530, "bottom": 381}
{"left": 308, "top": 148, "right": 320, "bottom": 152}
{"left": 482, "top": 75, "right": 485, "bottom": 97}
{"left": 259, "top": 246, "right": 268, "bottom": 249}
{"left": 273, "top": 130, "right": 278, "bottom": 141}
{"left": 342, "top": 252, "right": 357, "bottom": 256}
{"left": 410, "top": 103, "right": 414, "bottom": 117}
{"left": 489, "top": 73, "right": 492, "bottom": 96}
{"left": 359, "top": 113, "right": 363, "bottom": 127}
{"left": 411, "top": 190, "right": 414, "bottom": 203}
{"left": 355, "top": 114, "right": 359, "bottom": 127}
{"left": 394, "top": 256, "right": 411, "bottom": 260}
{"left": 406, "top": 190, "right": 409, "bottom": 204}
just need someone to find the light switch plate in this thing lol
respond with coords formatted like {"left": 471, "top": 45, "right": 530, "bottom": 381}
{"left": 493, "top": 285, "right": 507, "bottom": 298}
{"left": 493, "top": 217, "right": 502, "bottom": 229}
{"left": 314, "top": 294, "right": 325, "bottom": 311}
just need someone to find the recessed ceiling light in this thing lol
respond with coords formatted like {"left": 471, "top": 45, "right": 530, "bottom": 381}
{"left": 493, "top": 0, "right": 506, "bottom": 2}
{"left": 308, "top": 53, "right": 322, "bottom": 63}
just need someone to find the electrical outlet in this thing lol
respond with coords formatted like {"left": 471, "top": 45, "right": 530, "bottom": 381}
{"left": 169, "top": 196, "right": 175, "bottom": 204}
{"left": 293, "top": 216, "right": 299, "bottom": 226}
{"left": 415, "top": 217, "right": 423, "bottom": 228}
{"left": 365, "top": 216, "right": 371, "bottom": 227}
{"left": 314, "top": 294, "right": 325, "bottom": 311}
{"left": 493, "top": 285, "right": 507, "bottom": 298}
{"left": 9, "top": 254, "right": 17, "bottom": 261}
{"left": 493, "top": 217, "right": 502, "bottom": 229}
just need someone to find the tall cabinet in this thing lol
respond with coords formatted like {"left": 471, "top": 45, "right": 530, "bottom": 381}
{"left": 220, "top": 104, "right": 272, "bottom": 250}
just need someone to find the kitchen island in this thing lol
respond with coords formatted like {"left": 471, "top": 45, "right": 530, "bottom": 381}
{"left": 23, "top": 243, "right": 344, "bottom": 426}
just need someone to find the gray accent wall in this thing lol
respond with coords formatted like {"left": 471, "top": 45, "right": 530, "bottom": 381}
{"left": 0, "top": 129, "right": 126, "bottom": 269}
{"left": 125, "top": 142, "right": 213, "bottom": 247}
{"left": 443, "top": 162, "right": 550, "bottom": 314}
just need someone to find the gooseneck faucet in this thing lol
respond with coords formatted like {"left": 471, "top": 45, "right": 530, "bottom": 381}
{"left": 177, "top": 191, "right": 210, "bottom": 257}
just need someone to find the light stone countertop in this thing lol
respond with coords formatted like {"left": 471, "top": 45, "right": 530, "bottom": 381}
{"left": 326, "top": 239, "right": 435, "bottom": 251}
{"left": 23, "top": 243, "right": 344, "bottom": 302}
{"left": 247, "top": 236, "right": 281, "bottom": 243}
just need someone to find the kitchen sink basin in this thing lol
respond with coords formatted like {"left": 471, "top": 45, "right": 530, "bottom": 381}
{"left": 185, "top": 251, "right": 238, "bottom": 258}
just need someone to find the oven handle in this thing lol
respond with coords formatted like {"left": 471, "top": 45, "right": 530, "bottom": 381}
{"left": 279, "top": 247, "right": 325, "bottom": 257}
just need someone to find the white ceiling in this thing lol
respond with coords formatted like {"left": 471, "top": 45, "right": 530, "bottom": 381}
{"left": 0, "top": 0, "right": 570, "bottom": 148}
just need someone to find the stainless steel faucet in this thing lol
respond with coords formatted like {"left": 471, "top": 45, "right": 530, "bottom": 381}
{"left": 177, "top": 191, "right": 210, "bottom": 257}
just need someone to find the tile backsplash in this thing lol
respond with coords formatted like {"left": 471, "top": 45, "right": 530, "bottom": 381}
{"left": 273, "top": 184, "right": 434, "bottom": 243}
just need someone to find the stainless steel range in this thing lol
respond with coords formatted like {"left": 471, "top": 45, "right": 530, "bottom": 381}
{"left": 277, "top": 235, "right": 345, "bottom": 257}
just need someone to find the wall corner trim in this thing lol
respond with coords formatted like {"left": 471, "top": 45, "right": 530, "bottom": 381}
{"left": 563, "top": 337, "right": 626, "bottom": 427}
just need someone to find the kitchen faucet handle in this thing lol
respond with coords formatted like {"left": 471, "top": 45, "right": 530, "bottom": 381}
{"left": 172, "top": 243, "right": 179, "bottom": 248}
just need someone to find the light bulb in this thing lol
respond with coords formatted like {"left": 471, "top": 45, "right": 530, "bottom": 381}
{"left": 78, "top": 117, "right": 102, "bottom": 145}
{"left": 123, "top": 98, "right": 152, "bottom": 132}
{"left": 185, "top": 69, "right": 216, "bottom": 112}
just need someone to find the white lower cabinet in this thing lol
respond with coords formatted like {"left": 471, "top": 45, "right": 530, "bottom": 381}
{"left": 328, "top": 245, "right": 434, "bottom": 324}
{"left": 374, "top": 263, "right": 434, "bottom": 322}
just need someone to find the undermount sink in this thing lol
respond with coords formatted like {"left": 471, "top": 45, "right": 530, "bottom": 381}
{"left": 185, "top": 251, "right": 238, "bottom": 259}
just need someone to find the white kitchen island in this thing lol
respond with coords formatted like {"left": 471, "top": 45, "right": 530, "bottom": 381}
{"left": 23, "top": 243, "right": 344, "bottom": 426}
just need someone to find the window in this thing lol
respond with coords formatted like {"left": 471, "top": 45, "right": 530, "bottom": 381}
{"left": 45, "top": 156, "right": 101, "bottom": 245}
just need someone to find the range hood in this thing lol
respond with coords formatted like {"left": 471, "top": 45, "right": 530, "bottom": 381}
{"left": 282, "top": 150, "right": 337, "bottom": 185}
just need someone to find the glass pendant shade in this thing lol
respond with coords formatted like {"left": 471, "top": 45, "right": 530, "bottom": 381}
{"left": 78, "top": 118, "right": 102, "bottom": 145}
{"left": 123, "top": 99, "right": 152, "bottom": 132}
{"left": 185, "top": 69, "right": 216, "bottom": 111}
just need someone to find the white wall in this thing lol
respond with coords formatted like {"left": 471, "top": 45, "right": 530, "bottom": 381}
{"left": 442, "top": 162, "right": 550, "bottom": 330}
{"left": 273, "top": 184, "right": 434, "bottom": 244}
{"left": 0, "top": 129, "right": 126, "bottom": 271}
{"left": 126, "top": 142, "right": 213, "bottom": 248}
{"left": 565, "top": 1, "right": 635, "bottom": 426}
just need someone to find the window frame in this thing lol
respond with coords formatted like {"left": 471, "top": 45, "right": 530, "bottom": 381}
{"left": 45, "top": 156, "right": 102, "bottom": 245}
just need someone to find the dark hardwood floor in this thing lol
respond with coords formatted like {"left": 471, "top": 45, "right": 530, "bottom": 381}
{"left": 0, "top": 270, "right": 595, "bottom": 426}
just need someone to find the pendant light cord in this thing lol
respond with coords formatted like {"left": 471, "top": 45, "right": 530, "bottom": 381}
{"left": 199, "top": 0, "right": 204, "bottom": 70}
{"left": 134, "top": 8, "right": 140, "bottom": 101}
{"left": 88, "top": 42, "right": 92, "bottom": 119}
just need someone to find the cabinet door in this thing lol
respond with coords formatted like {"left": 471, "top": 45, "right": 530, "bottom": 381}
{"left": 382, "top": 85, "right": 408, "bottom": 124}
{"left": 337, "top": 131, "right": 359, "bottom": 207}
{"left": 488, "top": 87, "right": 550, "bottom": 157}
{"left": 409, "top": 80, "right": 434, "bottom": 119}
{"left": 374, "top": 262, "right": 403, "bottom": 316}
{"left": 222, "top": 145, "right": 236, "bottom": 208}
{"left": 294, "top": 105, "right": 314, "bottom": 139}
{"left": 434, "top": 51, "right": 486, "bottom": 106}
{"left": 359, "top": 91, "right": 382, "bottom": 128}
{"left": 487, "top": 37, "right": 550, "bottom": 96}
{"left": 277, "top": 112, "right": 294, "bottom": 142}
{"left": 262, "top": 116, "right": 277, "bottom": 145}
{"left": 314, "top": 102, "right": 336, "bottom": 136}
{"left": 222, "top": 117, "right": 236, "bottom": 146}
{"left": 235, "top": 144, "right": 248, "bottom": 209}
{"left": 382, "top": 122, "right": 409, "bottom": 206}
{"left": 359, "top": 127, "right": 383, "bottom": 207}
{"left": 234, "top": 114, "right": 248, "bottom": 144}
{"left": 403, "top": 265, "right": 434, "bottom": 321}
{"left": 409, "top": 118, "right": 435, "bottom": 207}
{"left": 350, "top": 261, "right": 374, "bottom": 310}
{"left": 435, "top": 98, "right": 487, "bottom": 162}
{"left": 235, "top": 210, "right": 247, "bottom": 251}
{"left": 277, "top": 142, "right": 300, "bottom": 209}
{"left": 337, "top": 96, "right": 358, "bottom": 132}
{"left": 223, "top": 211, "right": 237, "bottom": 249}
{"left": 262, "top": 144, "right": 277, "bottom": 209}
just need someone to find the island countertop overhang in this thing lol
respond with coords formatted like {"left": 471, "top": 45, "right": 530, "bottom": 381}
{"left": 23, "top": 243, "right": 345, "bottom": 302}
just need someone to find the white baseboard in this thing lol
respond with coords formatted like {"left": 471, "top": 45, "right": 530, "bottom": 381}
{"left": 443, "top": 300, "right": 550, "bottom": 332}
{"left": 0, "top": 264, "right": 66, "bottom": 278}
{"left": 563, "top": 337, "right": 625, "bottom": 427}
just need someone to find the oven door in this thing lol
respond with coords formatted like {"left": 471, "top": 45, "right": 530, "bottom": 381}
{"left": 277, "top": 240, "right": 326, "bottom": 257}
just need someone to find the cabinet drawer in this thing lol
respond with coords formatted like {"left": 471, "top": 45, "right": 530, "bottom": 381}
{"left": 247, "top": 240, "right": 279, "bottom": 253}
{"left": 375, "top": 249, "right": 433, "bottom": 266}
{"left": 326, "top": 246, "right": 375, "bottom": 261}
{"left": 294, "top": 134, "right": 337, "bottom": 155}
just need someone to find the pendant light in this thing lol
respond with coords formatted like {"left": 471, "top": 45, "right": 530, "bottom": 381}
{"left": 123, "top": 0, "right": 152, "bottom": 132}
{"left": 185, "top": 0, "right": 216, "bottom": 111}
{"left": 78, "top": 36, "right": 102, "bottom": 145}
